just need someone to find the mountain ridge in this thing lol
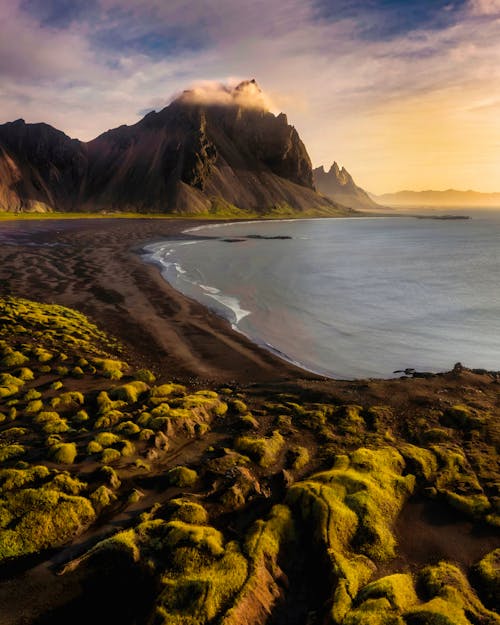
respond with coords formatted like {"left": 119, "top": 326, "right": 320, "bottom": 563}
{"left": 313, "top": 162, "right": 382, "bottom": 210}
{"left": 0, "top": 81, "right": 351, "bottom": 217}
{"left": 372, "top": 188, "right": 500, "bottom": 207}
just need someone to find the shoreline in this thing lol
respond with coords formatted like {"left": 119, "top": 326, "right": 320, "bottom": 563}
{"left": 0, "top": 217, "right": 322, "bottom": 387}
{"left": 1, "top": 215, "right": 496, "bottom": 388}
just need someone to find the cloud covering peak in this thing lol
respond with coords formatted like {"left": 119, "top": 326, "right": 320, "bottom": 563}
{"left": 174, "top": 79, "right": 273, "bottom": 110}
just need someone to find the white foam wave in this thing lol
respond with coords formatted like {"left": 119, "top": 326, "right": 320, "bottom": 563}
{"left": 199, "top": 284, "right": 220, "bottom": 294}
{"left": 205, "top": 292, "right": 251, "bottom": 325}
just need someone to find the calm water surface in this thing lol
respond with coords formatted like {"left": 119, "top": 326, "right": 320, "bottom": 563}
{"left": 145, "top": 211, "right": 500, "bottom": 379}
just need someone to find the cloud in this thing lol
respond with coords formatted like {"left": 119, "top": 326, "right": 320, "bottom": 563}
{"left": 173, "top": 79, "right": 274, "bottom": 110}
{"left": 0, "top": 0, "right": 498, "bottom": 191}
{"left": 467, "top": 0, "right": 500, "bottom": 14}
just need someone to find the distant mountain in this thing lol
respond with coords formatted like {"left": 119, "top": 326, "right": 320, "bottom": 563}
{"left": 372, "top": 189, "right": 500, "bottom": 208}
{"left": 313, "top": 162, "right": 382, "bottom": 210}
{"left": 0, "top": 80, "right": 351, "bottom": 217}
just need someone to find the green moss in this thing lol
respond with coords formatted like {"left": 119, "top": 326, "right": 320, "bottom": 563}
{"left": 50, "top": 442, "right": 77, "bottom": 464}
{"left": 99, "top": 465, "right": 121, "bottom": 489}
{"left": 14, "top": 368, "right": 34, "bottom": 381}
{"left": 92, "top": 358, "right": 127, "bottom": 380}
{"left": 118, "top": 439, "right": 135, "bottom": 457}
{"left": 444, "top": 491, "right": 491, "bottom": 519}
{"left": 167, "top": 499, "right": 209, "bottom": 525}
{"left": 343, "top": 598, "right": 405, "bottom": 625}
{"left": 135, "top": 368, "right": 156, "bottom": 384}
{"left": 165, "top": 520, "right": 224, "bottom": 556}
{"left": 237, "top": 414, "right": 259, "bottom": 430}
{"left": 167, "top": 466, "right": 198, "bottom": 488}
{"left": 398, "top": 444, "right": 438, "bottom": 482}
{"left": 175, "top": 393, "right": 228, "bottom": 418}
{"left": 0, "top": 444, "right": 25, "bottom": 462}
{"left": 234, "top": 430, "right": 285, "bottom": 468}
{"left": 149, "top": 416, "right": 172, "bottom": 433}
{"left": 101, "top": 448, "right": 121, "bottom": 463}
{"left": 73, "top": 409, "right": 89, "bottom": 423}
{"left": 288, "top": 445, "right": 310, "bottom": 470}
{"left": 222, "top": 505, "right": 295, "bottom": 625}
{"left": 337, "top": 404, "right": 366, "bottom": 434}
{"left": 50, "top": 391, "right": 84, "bottom": 411}
{"left": 46, "top": 433, "right": 63, "bottom": 447}
{"left": 95, "top": 432, "right": 121, "bottom": 447}
{"left": 472, "top": 549, "right": 499, "bottom": 608}
{"left": 71, "top": 366, "right": 84, "bottom": 378}
{"left": 358, "top": 574, "right": 418, "bottom": 611}
{"left": 35, "top": 411, "right": 69, "bottom": 434}
{"left": 111, "top": 380, "right": 149, "bottom": 403}
{"left": 25, "top": 399, "right": 44, "bottom": 414}
{"left": 422, "top": 428, "right": 452, "bottom": 443}
{"left": 150, "top": 383, "right": 186, "bottom": 398}
{"left": 287, "top": 447, "right": 415, "bottom": 623}
{"left": 95, "top": 391, "right": 125, "bottom": 415}
{"left": 34, "top": 347, "right": 53, "bottom": 363}
{"left": 48, "top": 472, "right": 87, "bottom": 495}
{"left": 87, "top": 440, "right": 103, "bottom": 454}
{"left": 139, "top": 428, "right": 155, "bottom": 441}
{"left": 441, "top": 404, "right": 479, "bottom": 429}
{"left": 231, "top": 399, "right": 248, "bottom": 414}
{"left": 1, "top": 349, "right": 29, "bottom": 367}
{"left": 156, "top": 532, "right": 248, "bottom": 625}
{"left": 410, "top": 561, "right": 499, "bottom": 625}
{"left": 90, "top": 484, "right": 117, "bottom": 510}
{"left": 0, "top": 465, "right": 50, "bottom": 491}
{"left": 0, "top": 488, "right": 95, "bottom": 562}
{"left": 115, "top": 420, "right": 141, "bottom": 436}
{"left": 94, "top": 409, "right": 125, "bottom": 429}
{"left": 0, "top": 373, "right": 25, "bottom": 392}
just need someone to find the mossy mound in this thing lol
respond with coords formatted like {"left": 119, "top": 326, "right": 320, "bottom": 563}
{"left": 287, "top": 447, "right": 415, "bottom": 622}
{"left": 0, "top": 466, "right": 95, "bottom": 562}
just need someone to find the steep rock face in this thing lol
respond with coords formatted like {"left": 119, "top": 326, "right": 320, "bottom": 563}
{"left": 313, "top": 162, "right": 380, "bottom": 210}
{"left": 0, "top": 120, "right": 87, "bottom": 212}
{"left": 0, "top": 82, "right": 349, "bottom": 216}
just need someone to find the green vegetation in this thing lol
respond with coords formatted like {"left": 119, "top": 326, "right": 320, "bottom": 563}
{"left": 235, "top": 430, "right": 285, "bottom": 467}
{"left": 0, "top": 294, "right": 499, "bottom": 624}
{"left": 471, "top": 549, "right": 500, "bottom": 609}
{"left": 287, "top": 447, "right": 416, "bottom": 622}
{"left": 167, "top": 466, "right": 198, "bottom": 488}
{"left": 0, "top": 482, "right": 95, "bottom": 562}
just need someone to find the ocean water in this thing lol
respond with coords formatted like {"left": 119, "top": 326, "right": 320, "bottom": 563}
{"left": 144, "top": 210, "right": 500, "bottom": 379}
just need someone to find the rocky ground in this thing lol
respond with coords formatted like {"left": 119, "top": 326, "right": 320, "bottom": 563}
{"left": 0, "top": 219, "right": 498, "bottom": 625}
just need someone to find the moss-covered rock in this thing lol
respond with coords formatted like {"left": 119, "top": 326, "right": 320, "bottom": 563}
{"left": 235, "top": 430, "right": 285, "bottom": 468}
{"left": 167, "top": 466, "right": 198, "bottom": 488}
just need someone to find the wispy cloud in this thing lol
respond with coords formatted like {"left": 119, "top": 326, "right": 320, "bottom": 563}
{"left": 0, "top": 0, "right": 498, "bottom": 192}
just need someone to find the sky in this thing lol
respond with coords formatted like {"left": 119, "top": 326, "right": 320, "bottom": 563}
{"left": 0, "top": 0, "right": 499, "bottom": 194}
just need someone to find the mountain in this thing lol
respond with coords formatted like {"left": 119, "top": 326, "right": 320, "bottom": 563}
{"left": 372, "top": 189, "right": 500, "bottom": 208}
{"left": 313, "top": 162, "right": 382, "bottom": 210}
{"left": 0, "top": 80, "right": 351, "bottom": 217}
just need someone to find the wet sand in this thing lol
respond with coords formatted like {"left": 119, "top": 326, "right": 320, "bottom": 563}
{"left": 0, "top": 218, "right": 317, "bottom": 387}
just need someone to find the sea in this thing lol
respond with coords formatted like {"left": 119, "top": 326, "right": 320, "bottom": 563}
{"left": 144, "top": 209, "right": 500, "bottom": 379}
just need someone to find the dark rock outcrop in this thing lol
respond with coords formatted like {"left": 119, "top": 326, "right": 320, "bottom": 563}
{"left": 0, "top": 81, "right": 350, "bottom": 216}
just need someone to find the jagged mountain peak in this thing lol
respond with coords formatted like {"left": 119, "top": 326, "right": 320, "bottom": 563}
{"left": 314, "top": 162, "right": 380, "bottom": 210}
{"left": 0, "top": 81, "right": 351, "bottom": 216}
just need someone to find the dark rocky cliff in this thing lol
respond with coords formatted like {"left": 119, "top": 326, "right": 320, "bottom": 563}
{"left": 0, "top": 81, "right": 349, "bottom": 216}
